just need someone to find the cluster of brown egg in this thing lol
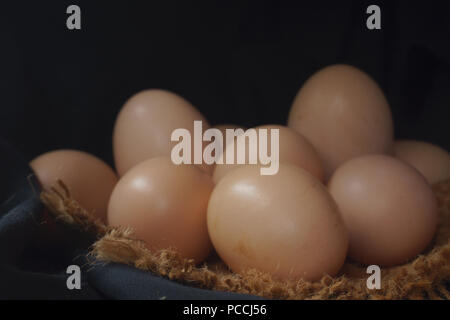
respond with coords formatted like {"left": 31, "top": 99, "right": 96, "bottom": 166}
{"left": 31, "top": 65, "right": 450, "bottom": 281}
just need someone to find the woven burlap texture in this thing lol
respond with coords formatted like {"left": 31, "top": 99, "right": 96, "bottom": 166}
{"left": 41, "top": 179, "right": 450, "bottom": 300}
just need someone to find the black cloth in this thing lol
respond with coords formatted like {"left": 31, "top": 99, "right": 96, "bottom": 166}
{"left": 0, "top": 138, "right": 259, "bottom": 299}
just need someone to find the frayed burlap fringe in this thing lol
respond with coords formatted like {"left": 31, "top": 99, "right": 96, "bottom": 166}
{"left": 41, "top": 179, "right": 450, "bottom": 300}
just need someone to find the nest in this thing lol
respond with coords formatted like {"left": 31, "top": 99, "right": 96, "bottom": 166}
{"left": 41, "top": 179, "right": 450, "bottom": 300}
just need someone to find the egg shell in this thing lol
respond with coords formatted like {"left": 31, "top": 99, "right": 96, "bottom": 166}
{"left": 30, "top": 149, "right": 118, "bottom": 222}
{"left": 328, "top": 154, "right": 438, "bottom": 267}
{"left": 113, "top": 89, "right": 212, "bottom": 176}
{"left": 213, "top": 125, "right": 324, "bottom": 184}
{"left": 288, "top": 64, "right": 394, "bottom": 180}
{"left": 394, "top": 140, "right": 450, "bottom": 184}
{"left": 107, "top": 156, "right": 214, "bottom": 264}
{"left": 207, "top": 164, "right": 349, "bottom": 281}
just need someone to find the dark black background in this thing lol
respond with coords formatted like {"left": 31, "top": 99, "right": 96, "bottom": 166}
{"left": 1, "top": 0, "right": 449, "bottom": 167}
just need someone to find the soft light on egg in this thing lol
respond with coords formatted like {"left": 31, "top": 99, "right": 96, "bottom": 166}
{"left": 394, "top": 140, "right": 450, "bottom": 184}
{"left": 328, "top": 154, "right": 438, "bottom": 267}
{"left": 207, "top": 164, "right": 348, "bottom": 281}
{"left": 288, "top": 64, "right": 394, "bottom": 180}
{"left": 107, "top": 157, "right": 214, "bottom": 264}
{"left": 30, "top": 149, "right": 118, "bottom": 222}
{"left": 113, "top": 89, "right": 213, "bottom": 176}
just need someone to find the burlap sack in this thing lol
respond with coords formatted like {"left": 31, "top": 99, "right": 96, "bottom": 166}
{"left": 41, "top": 179, "right": 450, "bottom": 300}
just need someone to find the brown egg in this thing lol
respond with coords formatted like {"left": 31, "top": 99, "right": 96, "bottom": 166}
{"left": 287, "top": 64, "right": 394, "bottom": 180}
{"left": 107, "top": 157, "right": 214, "bottom": 263}
{"left": 30, "top": 149, "right": 118, "bottom": 222}
{"left": 328, "top": 154, "right": 438, "bottom": 267}
{"left": 213, "top": 125, "right": 324, "bottom": 184}
{"left": 394, "top": 140, "right": 450, "bottom": 184}
{"left": 113, "top": 89, "right": 212, "bottom": 176}
{"left": 207, "top": 164, "right": 348, "bottom": 281}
